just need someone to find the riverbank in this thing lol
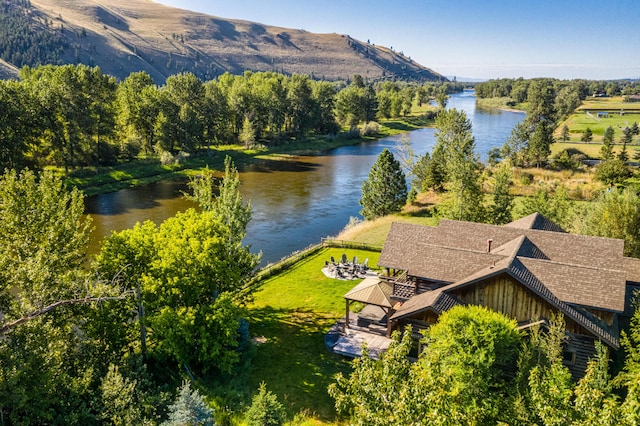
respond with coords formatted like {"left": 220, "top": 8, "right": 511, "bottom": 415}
{"left": 475, "top": 96, "right": 526, "bottom": 113}
{"left": 64, "top": 118, "right": 433, "bottom": 196}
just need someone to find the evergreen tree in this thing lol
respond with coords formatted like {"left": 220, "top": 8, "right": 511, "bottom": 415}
{"left": 601, "top": 126, "right": 615, "bottom": 160}
{"left": 560, "top": 124, "right": 570, "bottom": 141}
{"left": 581, "top": 127, "right": 593, "bottom": 142}
{"left": 164, "top": 381, "right": 215, "bottom": 426}
{"left": 434, "top": 108, "right": 485, "bottom": 222}
{"left": 245, "top": 383, "right": 287, "bottom": 426}
{"left": 359, "top": 148, "right": 407, "bottom": 220}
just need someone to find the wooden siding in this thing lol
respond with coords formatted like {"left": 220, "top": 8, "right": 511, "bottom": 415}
{"left": 565, "top": 334, "right": 597, "bottom": 381}
{"left": 447, "top": 273, "right": 600, "bottom": 339}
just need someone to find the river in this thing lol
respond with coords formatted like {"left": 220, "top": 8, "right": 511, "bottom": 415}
{"left": 85, "top": 90, "right": 525, "bottom": 265}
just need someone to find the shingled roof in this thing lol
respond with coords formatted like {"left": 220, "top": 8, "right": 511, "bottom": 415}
{"left": 379, "top": 213, "right": 635, "bottom": 348}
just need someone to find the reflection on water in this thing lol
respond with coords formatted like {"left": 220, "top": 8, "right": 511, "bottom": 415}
{"left": 85, "top": 91, "right": 525, "bottom": 265}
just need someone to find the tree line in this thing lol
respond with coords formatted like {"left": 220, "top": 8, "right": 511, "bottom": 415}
{"left": 0, "top": 160, "right": 283, "bottom": 424}
{"left": 0, "top": 64, "right": 461, "bottom": 171}
{"left": 0, "top": 0, "right": 68, "bottom": 69}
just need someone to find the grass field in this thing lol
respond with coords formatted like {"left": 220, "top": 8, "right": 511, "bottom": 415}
{"left": 243, "top": 247, "right": 383, "bottom": 425}
{"left": 558, "top": 111, "right": 640, "bottom": 142}
{"left": 577, "top": 96, "right": 640, "bottom": 112}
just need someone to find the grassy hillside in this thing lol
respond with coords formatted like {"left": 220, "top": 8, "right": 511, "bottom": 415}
{"left": 1, "top": 0, "right": 446, "bottom": 83}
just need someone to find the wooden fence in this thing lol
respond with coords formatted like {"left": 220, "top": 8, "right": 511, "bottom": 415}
{"left": 252, "top": 239, "right": 382, "bottom": 282}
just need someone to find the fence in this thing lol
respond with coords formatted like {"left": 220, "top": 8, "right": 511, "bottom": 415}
{"left": 252, "top": 239, "right": 383, "bottom": 282}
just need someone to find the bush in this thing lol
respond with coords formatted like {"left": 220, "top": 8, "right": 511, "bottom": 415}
{"left": 552, "top": 149, "right": 583, "bottom": 170}
{"left": 360, "top": 121, "right": 381, "bottom": 136}
{"left": 595, "top": 159, "right": 632, "bottom": 186}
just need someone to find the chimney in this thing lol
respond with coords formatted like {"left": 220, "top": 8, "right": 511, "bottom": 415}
{"left": 487, "top": 239, "right": 493, "bottom": 253}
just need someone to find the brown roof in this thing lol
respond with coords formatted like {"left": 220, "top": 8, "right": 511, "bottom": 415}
{"left": 390, "top": 289, "right": 460, "bottom": 320}
{"left": 379, "top": 214, "right": 635, "bottom": 348}
{"left": 344, "top": 277, "right": 394, "bottom": 308}
{"left": 623, "top": 257, "right": 640, "bottom": 285}
{"left": 505, "top": 212, "right": 566, "bottom": 232}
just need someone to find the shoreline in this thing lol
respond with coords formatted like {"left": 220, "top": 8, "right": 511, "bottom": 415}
{"left": 68, "top": 119, "right": 434, "bottom": 197}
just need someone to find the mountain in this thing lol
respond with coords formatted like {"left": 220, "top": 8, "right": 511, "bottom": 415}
{"left": 0, "top": 0, "right": 444, "bottom": 83}
{"left": 0, "top": 58, "right": 18, "bottom": 79}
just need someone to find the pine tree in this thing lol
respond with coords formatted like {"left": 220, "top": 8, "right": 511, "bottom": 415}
{"left": 164, "top": 381, "right": 215, "bottom": 426}
{"left": 359, "top": 148, "right": 407, "bottom": 220}
{"left": 601, "top": 126, "right": 615, "bottom": 160}
{"left": 245, "top": 383, "right": 286, "bottom": 426}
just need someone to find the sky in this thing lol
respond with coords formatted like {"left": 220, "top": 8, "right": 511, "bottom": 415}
{"left": 153, "top": 0, "right": 640, "bottom": 81}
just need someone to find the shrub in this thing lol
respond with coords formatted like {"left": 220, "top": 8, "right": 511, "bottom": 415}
{"left": 360, "top": 121, "right": 381, "bottom": 136}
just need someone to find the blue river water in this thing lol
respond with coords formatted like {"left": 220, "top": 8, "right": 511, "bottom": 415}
{"left": 85, "top": 90, "right": 525, "bottom": 265}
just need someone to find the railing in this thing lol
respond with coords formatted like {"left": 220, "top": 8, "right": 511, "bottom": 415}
{"left": 320, "top": 238, "right": 383, "bottom": 252}
{"left": 251, "top": 238, "right": 383, "bottom": 282}
{"left": 391, "top": 271, "right": 416, "bottom": 299}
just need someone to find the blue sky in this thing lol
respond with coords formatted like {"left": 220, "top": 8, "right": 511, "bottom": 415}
{"left": 154, "top": 0, "right": 640, "bottom": 80}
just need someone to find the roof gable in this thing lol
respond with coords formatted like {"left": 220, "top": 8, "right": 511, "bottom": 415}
{"left": 505, "top": 212, "right": 566, "bottom": 232}
{"left": 379, "top": 215, "right": 633, "bottom": 347}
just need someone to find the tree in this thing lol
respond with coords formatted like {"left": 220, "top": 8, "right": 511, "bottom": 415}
{"left": 286, "top": 74, "right": 315, "bottom": 137}
{"left": 575, "top": 187, "right": 640, "bottom": 258}
{"left": 434, "top": 108, "right": 485, "bottom": 222}
{"left": 100, "top": 364, "right": 158, "bottom": 426}
{"left": 524, "top": 317, "right": 576, "bottom": 425}
{"left": 573, "top": 343, "right": 620, "bottom": 425}
{"left": 581, "top": 127, "right": 593, "bottom": 142}
{"left": 329, "top": 328, "right": 414, "bottom": 426}
{"left": 0, "top": 169, "right": 135, "bottom": 424}
{"left": 490, "top": 161, "right": 514, "bottom": 224}
{"left": 619, "top": 127, "right": 633, "bottom": 162}
{"left": 0, "top": 169, "right": 91, "bottom": 316}
{"left": 245, "top": 383, "right": 287, "bottom": 426}
{"left": 517, "top": 184, "right": 574, "bottom": 230}
{"left": 97, "top": 157, "right": 259, "bottom": 372}
{"left": 601, "top": 126, "right": 615, "bottom": 160}
{"left": 594, "top": 159, "right": 632, "bottom": 187}
{"left": 359, "top": 148, "right": 408, "bottom": 220}
{"left": 560, "top": 124, "right": 570, "bottom": 142}
{"left": 0, "top": 80, "right": 39, "bottom": 169}
{"left": 164, "top": 381, "right": 215, "bottom": 426}
{"left": 239, "top": 116, "right": 256, "bottom": 148}
{"left": 615, "top": 301, "right": 640, "bottom": 424}
{"left": 329, "top": 306, "right": 522, "bottom": 425}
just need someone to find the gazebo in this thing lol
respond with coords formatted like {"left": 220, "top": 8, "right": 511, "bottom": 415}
{"left": 343, "top": 276, "right": 394, "bottom": 330}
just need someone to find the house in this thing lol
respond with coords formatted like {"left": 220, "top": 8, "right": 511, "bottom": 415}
{"left": 338, "top": 213, "right": 640, "bottom": 378}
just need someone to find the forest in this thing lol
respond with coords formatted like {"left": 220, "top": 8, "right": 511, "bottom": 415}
{"left": 0, "top": 64, "right": 464, "bottom": 172}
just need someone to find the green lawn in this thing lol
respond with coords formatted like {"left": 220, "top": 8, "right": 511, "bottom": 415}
{"left": 245, "top": 247, "right": 382, "bottom": 424}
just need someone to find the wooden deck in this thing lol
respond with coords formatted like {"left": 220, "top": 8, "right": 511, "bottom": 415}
{"left": 326, "top": 312, "right": 391, "bottom": 360}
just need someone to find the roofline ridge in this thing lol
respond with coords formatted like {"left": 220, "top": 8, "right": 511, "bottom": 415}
{"left": 517, "top": 255, "right": 626, "bottom": 274}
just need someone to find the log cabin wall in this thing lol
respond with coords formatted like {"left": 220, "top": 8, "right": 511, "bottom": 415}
{"left": 448, "top": 273, "right": 606, "bottom": 339}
